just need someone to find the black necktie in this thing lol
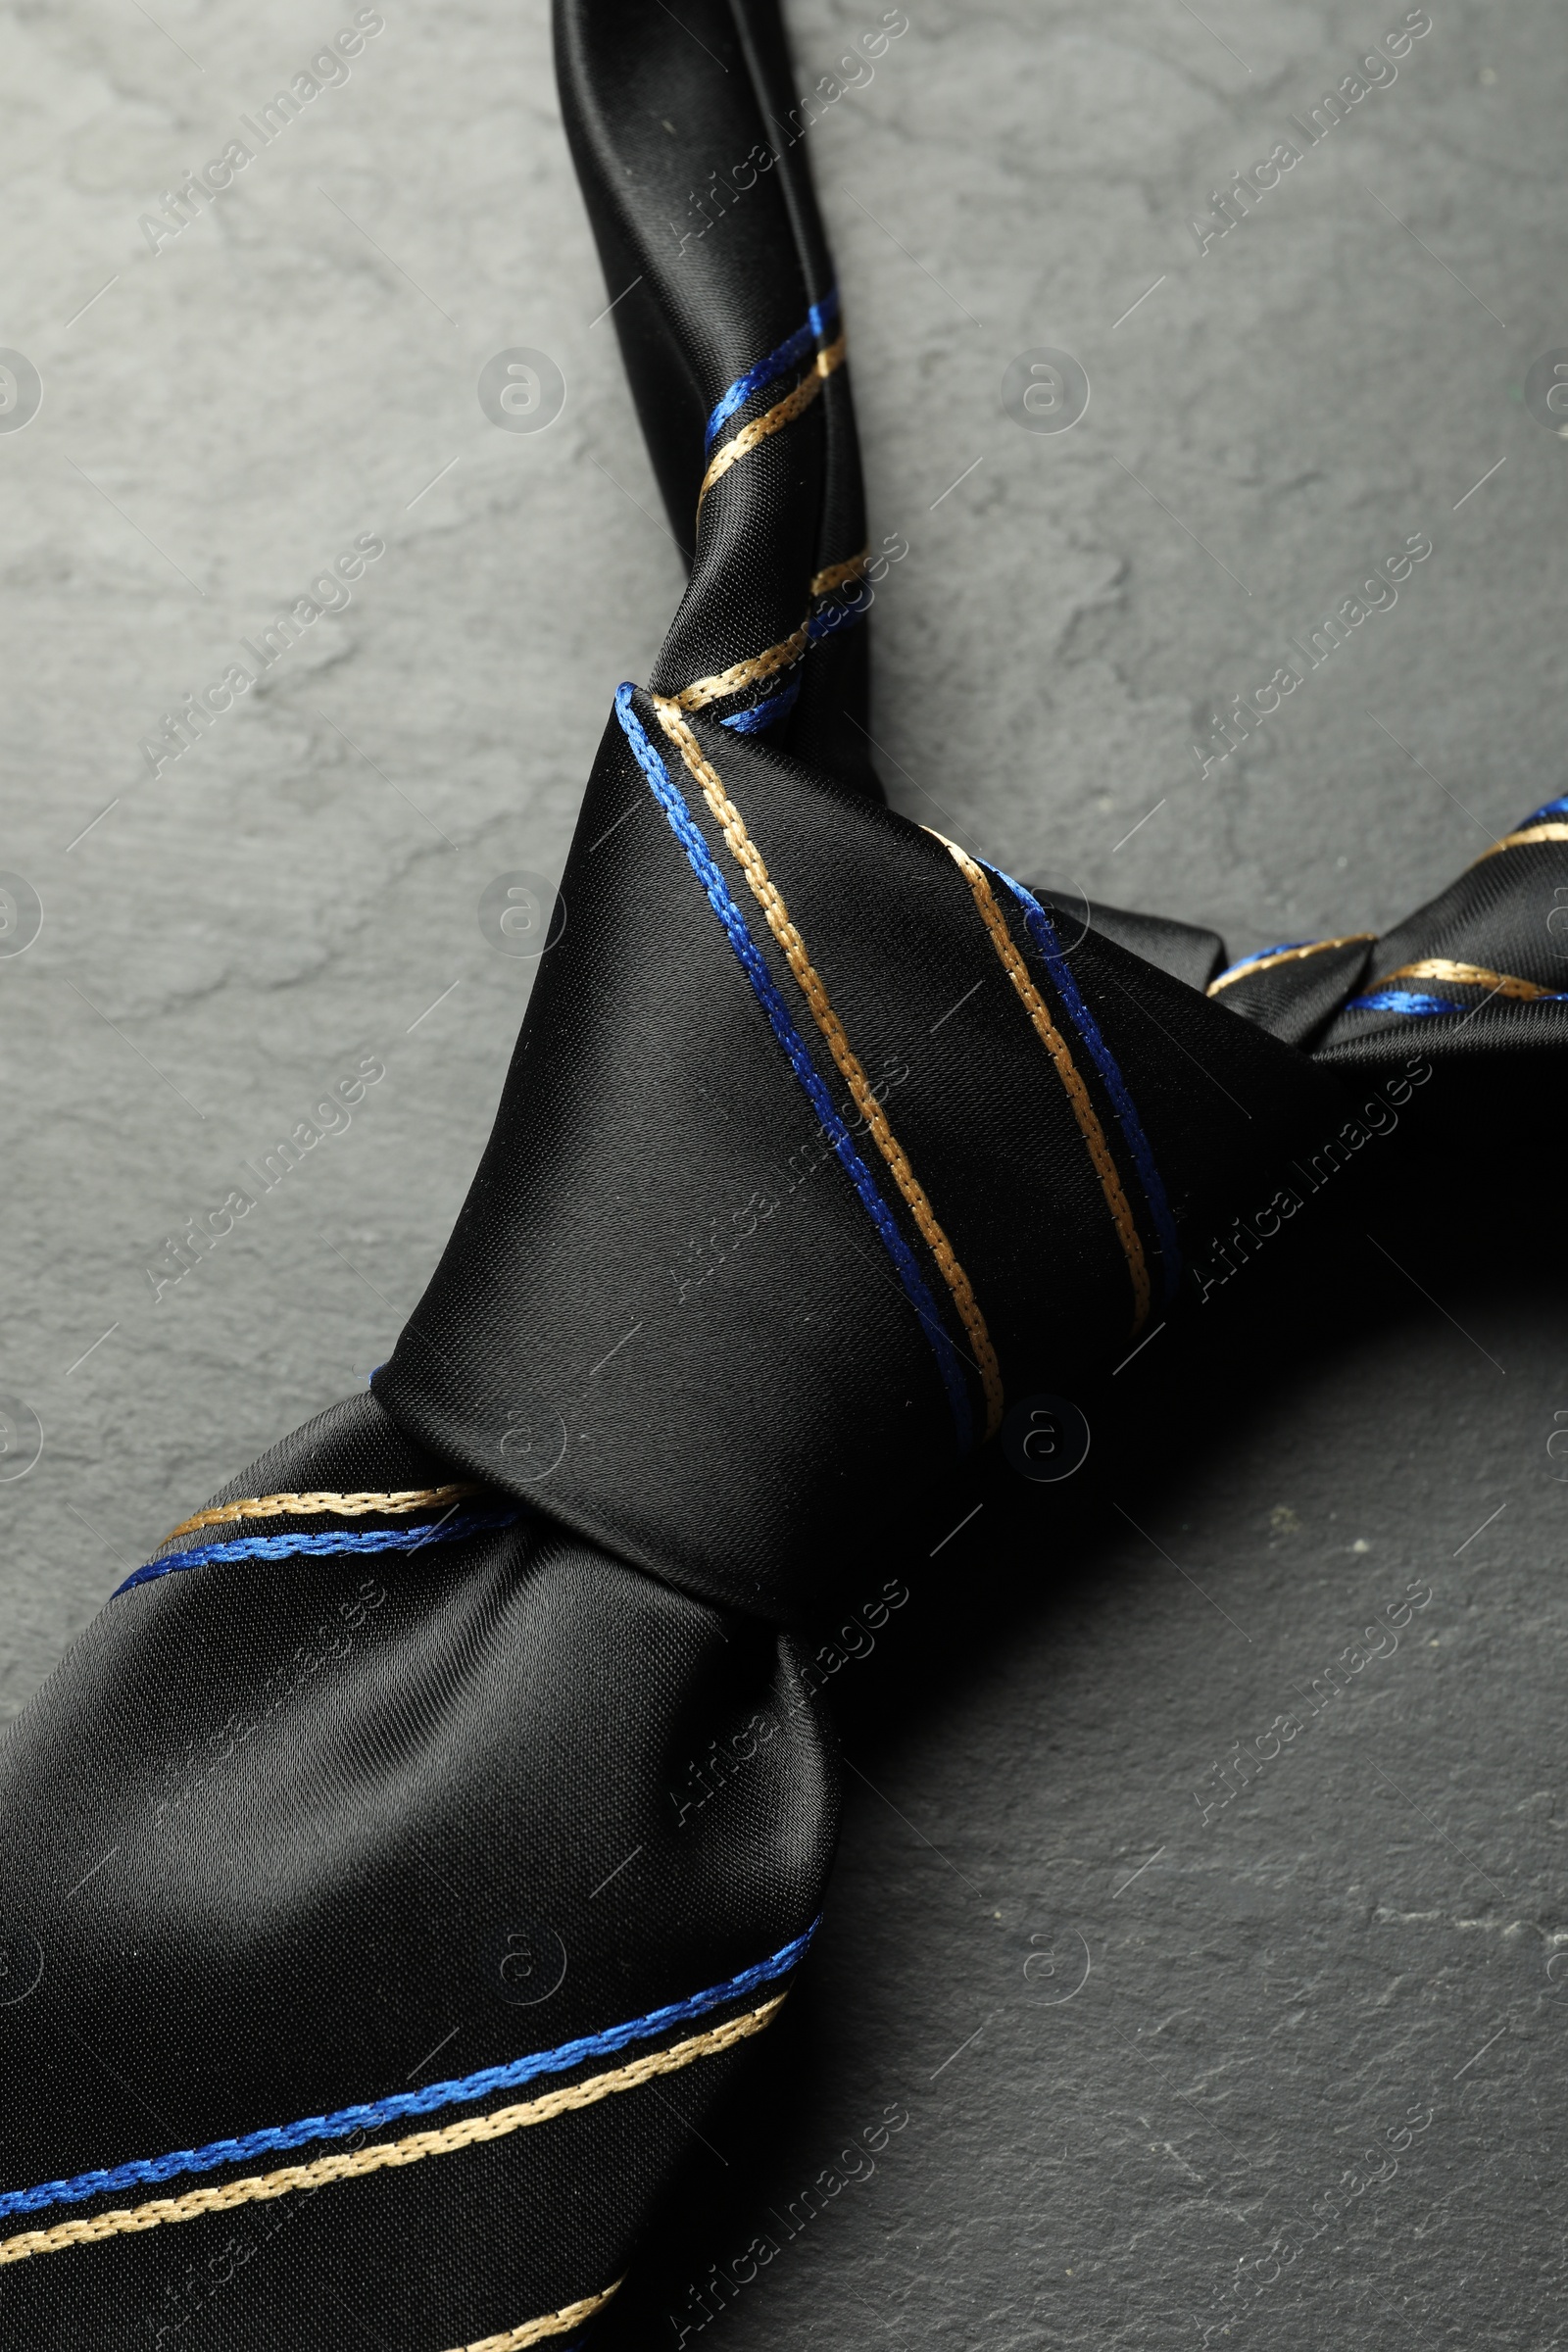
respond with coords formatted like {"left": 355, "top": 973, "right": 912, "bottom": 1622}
{"left": 3, "top": 4, "right": 1564, "bottom": 2346}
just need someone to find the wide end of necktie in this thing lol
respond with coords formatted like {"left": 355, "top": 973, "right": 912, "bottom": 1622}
{"left": 0, "top": 1384, "right": 836, "bottom": 2344}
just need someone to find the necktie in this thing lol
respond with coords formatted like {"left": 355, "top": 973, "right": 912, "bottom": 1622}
{"left": 2, "top": 5, "right": 1562, "bottom": 2346}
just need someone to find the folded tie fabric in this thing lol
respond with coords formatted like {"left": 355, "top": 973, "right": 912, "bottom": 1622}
{"left": 2, "top": 3, "right": 1563, "bottom": 2346}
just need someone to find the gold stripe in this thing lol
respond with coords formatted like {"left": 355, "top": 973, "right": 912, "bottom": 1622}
{"left": 652, "top": 699, "right": 1004, "bottom": 1440}
{"left": 0, "top": 1997, "right": 786, "bottom": 2269}
{"left": 809, "top": 546, "right": 868, "bottom": 598}
{"left": 933, "top": 835, "right": 1151, "bottom": 1338}
{"left": 672, "top": 548, "right": 869, "bottom": 714}
{"left": 162, "top": 1485, "right": 482, "bottom": 1547}
{"left": 1206, "top": 932, "right": 1376, "bottom": 997}
{"left": 451, "top": 2282, "right": 621, "bottom": 2352}
{"left": 1372, "top": 956, "right": 1559, "bottom": 1002}
{"left": 673, "top": 621, "right": 810, "bottom": 713}
{"left": 697, "top": 332, "right": 848, "bottom": 515}
{"left": 1473, "top": 821, "right": 1568, "bottom": 863}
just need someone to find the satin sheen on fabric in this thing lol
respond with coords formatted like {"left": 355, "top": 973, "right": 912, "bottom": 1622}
{"left": 1, "top": 2, "right": 1564, "bottom": 2345}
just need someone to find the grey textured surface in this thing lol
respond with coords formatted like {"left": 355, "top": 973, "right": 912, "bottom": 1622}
{"left": 3, "top": 0, "right": 1564, "bottom": 2344}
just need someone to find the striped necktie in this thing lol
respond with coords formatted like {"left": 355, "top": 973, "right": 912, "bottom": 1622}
{"left": 2, "top": 3, "right": 1562, "bottom": 2344}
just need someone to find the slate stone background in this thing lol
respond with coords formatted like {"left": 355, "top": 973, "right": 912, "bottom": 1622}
{"left": 3, "top": 0, "right": 1564, "bottom": 2345}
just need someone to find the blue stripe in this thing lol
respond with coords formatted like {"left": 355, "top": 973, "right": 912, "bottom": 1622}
{"left": 704, "top": 290, "right": 841, "bottom": 449}
{"left": 989, "top": 866, "right": 1183, "bottom": 1307}
{"left": 1348, "top": 987, "right": 1568, "bottom": 1016}
{"left": 1345, "top": 990, "right": 1465, "bottom": 1017}
{"left": 720, "top": 673, "right": 803, "bottom": 736}
{"left": 115, "top": 1507, "right": 522, "bottom": 1598}
{"left": 614, "top": 684, "right": 973, "bottom": 1450}
{"left": 1209, "top": 938, "right": 1317, "bottom": 989}
{"left": 719, "top": 579, "right": 869, "bottom": 740}
{"left": 0, "top": 1925, "right": 819, "bottom": 2222}
{"left": 1524, "top": 794, "right": 1568, "bottom": 824}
